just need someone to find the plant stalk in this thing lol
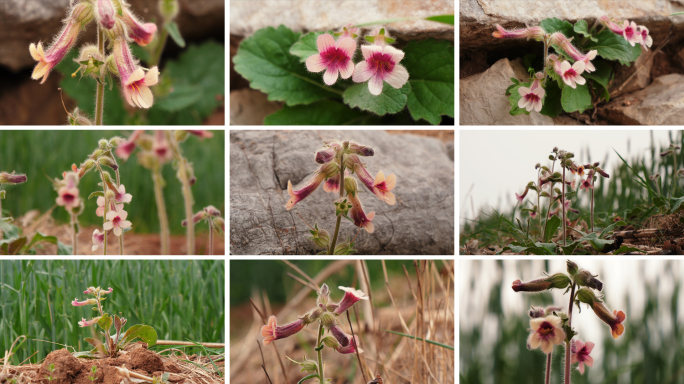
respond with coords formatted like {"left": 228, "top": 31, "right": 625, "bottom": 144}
{"left": 542, "top": 157, "right": 557, "bottom": 240}
{"left": 208, "top": 216, "right": 214, "bottom": 256}
{"left": 96, "top": 164, "right": 108, "bottom": 255}
{"left": 151, "top": 26, "right": 169, "bottom": 67}
{"left": 316, "top": 322, "right": 326, "bottom": 384}
{"left": 115, "top": 169, "right": 123, "bottom": 255}
{"left": 328, "top": 153, "right": 346, "bottom": 255}
{"left": 590, "top": 185, "right": 595, "bottom": 233}
{"left": 94, "top": 27, "right": 105, "bottom": 126}
{"left": 545, "top": 350, "right": 552, "bottom": 384}
{"left": 562, "top": 166, "right": 567, "bottom": 246}
{"left": 673, "top": 149, "right": 678, "bottom": 197}
{"left": 178, "top": 157, "right": 195, "bottom": 255}
{"left": 0, "top": 193, "right": 3, "bottom": 240}
{"left": 152, "top": 168, "right": 170, "bottom": 255}
{"left": 71, "top": 212, "right": 78, "bottom": 255}
{"left": 564, "top": 282, "right": 576, "bottom": 384}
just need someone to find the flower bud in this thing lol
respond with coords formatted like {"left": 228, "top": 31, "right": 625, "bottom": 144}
{"left": 566, "top": 260, "right": 579, "bottom": 276}
{"left": 109, "top": 137, "right": 126, "bottom": 147}
{"left": 318, "top": 312, "right": 337, "bottom": 327}
{"left": 348, "top": 142, "right": 374, "bottom": 157}
{"left": 300, "top": 307, "right": 323, "bottom": 324}
{"left": 344, "top": 176, "right": 358, "bottom": 196}
{"left": 576, "top": 270, "right": 603, "bottom": 291}
{"left": 286, "top": 356, "right": 318, "bottom": 374}
{"left": 95, "top": 0, "right": 116, "bottom": 30}
{"left": 0, "top": 171, "right": 28, "bottom": 185}
{"left": 512, "top": 273, "right": 571, "bottom": 292}
{"left": 98, "top": 156, "right": 118, "bottom": 171}
{"left": 105, "top": 189, "right": 116, "bottom": 202}
{"left": 321, "top": 336, "right": 340, "bottom": 349}
{"left": 312, "top": 228, "right": 330, "bottom": 248}
{"left": 212, "top": 217, "right": 225, "bottom": 233}
{"left": 315, "top": 147, "right": 336, "bottom": 164}
{"left": 317, "top": 283, "right": 331, "bottom": 306}
{"left": 98, "top": 139, "right": 109, "bottom": 149}
{"left": 159, "top": 0, "right": 180, "bottom": 21}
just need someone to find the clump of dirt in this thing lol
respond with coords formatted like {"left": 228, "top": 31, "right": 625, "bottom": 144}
{"left": 2, "top": 343, "right": 224, "bottom": 384}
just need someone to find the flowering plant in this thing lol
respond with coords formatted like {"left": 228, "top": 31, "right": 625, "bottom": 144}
{"left": 494, "top": 17, "right": 650, "bottom": 117}
{"left": 287, "top": 139, "right": 396, "bottom": 255}
{"left": 262, "top": 284, "right": 367, "bottom": 383}
{"left": 72, "top": 286, "right": 157, "bottom": 357}
{"left": 512, "top": 260, "right": 624, "bottom": 383}
{"left": 233, "top": 16, "right": 454, "bottom": 125}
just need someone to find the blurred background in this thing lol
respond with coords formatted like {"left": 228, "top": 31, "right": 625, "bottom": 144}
{"left": 460, "top": 259, "right": 684, "bottom": 384}
{"left": 0, "top": 130, "right": 225, "bottom": 254}
{"left": 0, "top": 0, "right": 225, "bottom": 125}
{"left": 0, "top": 260, "right": 225, "bottom": 364}
{"left": 230, "top": 259, "right": 454, "bottom": 384}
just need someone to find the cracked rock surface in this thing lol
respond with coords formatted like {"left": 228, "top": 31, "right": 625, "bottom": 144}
{"left": 230, "top": 130, "right": 454, "bottom": 255}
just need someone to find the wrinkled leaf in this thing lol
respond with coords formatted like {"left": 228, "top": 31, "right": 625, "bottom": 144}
{"left": 343, "top": 82, "right": 410, "bottom": 116}
{"left": 561, "top": 83, "right": 592, "bottom": 113}
{"left": 573, "top": 20, "right": 598, "bottom": 42}
{"left": 97, "top": 314, "right": 113, "bottom": 332}
{"left": 585, "top": 29, "right": 637, "bottom": 66}
{"left": 264, "top": 100, "right": 368, "bottom": 125}
{"left": 289, "top": 31, "right": 328, "bottom": 63}
{"left": 120, "top": 324, "right": 158, "bottom": 347}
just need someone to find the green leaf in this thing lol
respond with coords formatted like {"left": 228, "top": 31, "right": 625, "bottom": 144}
{"left": 583, "top": 59, "right": 612, "bottom": 90}
{"left": 573, "top": 20, "right": 598, "bottom": 42}
{"left": 544, "top": 215, "right": 562, "bottom": 242}
{"left": 383, "top": 329, "right": 454, "bottom": 350}
{"left": 264, "top": 100, "right": 368, "bottom": 125}
{"left": 671, "top": 196, "right": 684, "bottom": 213}
{"left": 297, "top": 374, "right": 319, "bottom": 384}
{"left": 233, "top": 25, "right": 342, "bottom": 106}
{"left": 561, "top": 83, "right": 592, "bottom": 113}
{"left": 289, "top": 31, "right": 328, "bottom": 63}
{"left": 343, "top": 82, "right": 410, "bottom": 115}
{"left": 164, "top": 21, "right": 186, "bottom": 48}
{"left": 631, "top": 44, "right": 642, "bottom": 62}
{"left": 57, "top": 241, "right": 73, "bottom": 255}
{"left": 540, "top": 17, "right": 575, "bottom": 37}
{"left": 540, "top": 80, "right": 563, "bottom": 117}
{"left": 88, "top": 191, "right": 104, "bottom": 200}
{"left": 84, "top": 337, "right": 103, "bottom": 348}
{"left": 425, "top": 15, "right": 454, "bottom": 25}
{"left": 584, "top": 29, "right": 636, "bottom": 65}
{"left": 578, "top": 233, "right": 614, "bottom": 251}
{"left": 599, "top": 220, "right": 626, "bottom": 239}
{"left": 120, "top": 325, "right": 158, "bottom": 347}
{"left": 8, "top": 236, "right": 27, "bottom": 255}
{"left": 149, "top": 41, "right": 225, "bottom": 124}
{"left": 25, "top": 232, "right": 58, "bottom": 252}
{"left": 72, "top": 351, "right": 97, "bottom": 359}
{"left": 612, "top": 245, "right": 646, "bottom": 254}
{"left": 97, "top": 314, "right": 113, "bottom": 332}
{"left": 0, "top": 190, "right": 5, "bottom": 199}
{"left": 402, "top": 39, "right": 454, "bottom": 124}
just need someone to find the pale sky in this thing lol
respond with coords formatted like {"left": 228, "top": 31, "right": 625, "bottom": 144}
{"left": 459, "top": 130, "right": 680, "bottom": 226}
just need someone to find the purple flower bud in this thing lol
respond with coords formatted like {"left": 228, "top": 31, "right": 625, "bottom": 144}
{"left": 0, "top": 171, "right": 27, "bottom": 185}
{"left": 348, "top": 142, "right": 374, "bottom": 157}
{"left": 328, "top": 323, "right": 350, "bottom": 347}
{"left": 95, "top": 0, "right": 116, "bottom": 30}
{"left": 315, "top": 147, "right": 336, "bottom": 164}
{"left": 261, "top": 316, "right": 306, "bottom": 345}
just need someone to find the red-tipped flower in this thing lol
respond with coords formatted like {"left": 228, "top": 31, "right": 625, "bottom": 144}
{"left": 334, "top": 286, "right": 368, "bottom": 315}
{"left": 261, "top": 315, "right": 306, "bottom": 345}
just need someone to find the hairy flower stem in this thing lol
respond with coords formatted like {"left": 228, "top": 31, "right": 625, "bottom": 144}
{"left": 115, "top": 168, "right": 123, "bottom": 255}
{"left": 71, "top": 212, "right": 78, "bottom": 255}
{"left": 590, "top": 185, "right": 595, "bottom": 233}
{"left": 316, "top": 322, "right": 326, "bottom": 384}
{"left": 543, "top": 34, "right": 550, "bottom": 69}
{"left": 673, "top": 149, "right": 678, "bottom": 197}
{"left": 96, "top": 164, "right": 109, "bottom": 255}
{"left": 178, "top": 158, "right": 194, "bottom": 255}
{"left": 562, "top": 167, "right": 567, "bottom": 246}
{"left": 328, "top": 152, "right": 346, "bottom": 255}
{"left": 208, "top": 215, "right": 214, "bottom": 255}
{"left": 152, "top": 168, "right": 170, "bottom": 255}
{"left": 564, "top": 282, "right": 577, "bottom": 384}
{"left": 537, "top": 170, "right": 542, "bottom": 241}
{"left": 545, "top": 351, "right": 552, "bottom": 384}
{"left": 151, "top": 28, "right": 169, "bottom": 67}
{"left": 0, "top": 195, "right": 3, "bottom": 240}
{"left": 542, "top": 158, "right": 557, "bottom": 240}
{"left": 94, "top": 27, "right": 105, "bottom": 126}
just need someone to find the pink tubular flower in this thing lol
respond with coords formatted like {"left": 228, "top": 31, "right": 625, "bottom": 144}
{"left": 530, "top": 211, "right": 538, "bottom": 219}
{"left": 349, "top": 193, "right": 375, "bottom": 233}
{"left": 550, "top": 32, "right": 598, "bottom": 73}
{"left": 286, "top": 163, "right": 338, "bottom": 210}
{"left": 79, "top": 317, "right": 101, "bottom": 327}
{"left": 515, "top": 185, "right": 530, "bottom": 202}
{"left": 328, "top": 323, "right": 350, "bottom": 347}
{"left": 571, "top": 339, "right": 595, "bottom": 374}
{"left": 115, "top": 130, "right": 143, "bottom": 161}
{"left": 315, "top": 147, "right": 336, "bottom": 164}
{"left": 30, "top": 21, "right": 81, "bottom": 84}
{"left": 101, "top": 287, "right": 113, "bottom": 294}
{"left": 352, "top": 44, "right": 409, "bottom": 96}
{"left": 592, "top": 303, "right": 626, "bottom": 339}
{"left": 518, "top": 74, "right": 545, "bottom": 113}
{"left": 323, "top": 173, "right": 341, "bottom": 193}
{"left": 113, "top": 184, "right": 133, "bottom": 204}
{"left": 122, "top": 9, "right": 158, "bottom": 46}
{"left": 103, "top": 208, "right": 132, "bottom": 236}
{"left": 261, "top": 316, "right": 306, "bottom": 345}
{"left": 306, "top": 34, "right": 356, "bottom": 85}
{"left": 153, "top": 130, "right": 173, "bottom": 163}
{"left": 637, "top": 26, "right": 653, "bottom": 50}
{"left": 556, "top": 60, "right": 586, "bottom": 89}
{"left": 95, "top": 0, "right": 116, "bottom": 30}
{"left": 0, "top": 171, "right": 27, "bottom": 185}
{"left": 335, "top": 335, "right": 362, "bottom": 354}
{"left": 91, "top": 229, "right": 105, "bottom": 251}
{"left": 621, "top": 20, "right": 642, "bottom": 46}
{"left": 72, "top": 298, "right": 97, "bottom": 306}
{"left": 580, "top": 178, "right": 593, "bottom": 191}
{"left": 186, "top": 130, "right": 214, "bottom": 140}
{"left": 113, "top": 39, "right": 159, "bottom": 109}
{"left": 334, "top": 286, "right": 369, "bottom": 315}
{"left": 600, "top": 15, "right": 625, "bottom": 35}
{"left": 56, "top": 180, "right": 80, "bottom": 210}
{"left": 527, "top": 315, "right": 566, "bottom": 354}
{"left": 492, "top": 25, "right": 545, "bottom": 40}
{"left": 96, "top": 196, "right": 123, "bottom": 217}
{"left": 348, "top": 156, "right": 396, "bottom": 204}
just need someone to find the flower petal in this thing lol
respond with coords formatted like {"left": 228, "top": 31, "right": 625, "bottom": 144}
{"left": 339, "top": 60, "right": 354, "bottom": 79}
{"left": 323, "top": 67, "right": 339, "bottom": 85}
{"left": 106, "top": 210, "right": 118, "bottom": 220}
{"left": 384, "top": 45, "right": 405, "bottom": 64}
{"left": 352, "top": 61, "right": 374, "bottom": 83}
{"left": 144, "top": 67, "right": 159, "bottom": 86}
{"left": 103, "top": 222, "right": 114, "bottom": 230}
{"left": 384, "top": 64, "right": 409, "bottom": 89}
{"left": 361, "top": 44, "right": 382, "bottom": 61}
{"left": 316, "top": 34, "right": 335, "bottom": 53}
{"left": 137, "top": 85, "right": 154, "bottom": 108}
{"left": 114, "top": 227, "right": 122, "bottom": 236}
{"left": 337, "top": 37, "right": 356, "bottom": 57}
{"left": 306, "top": 54, "right": 326, "bottom": 73}
{"left": 368, "top": 75, "right": 384, "bottom": 96}
{"left": 119, "top": 220, "right": 132, "bottom": 229}
{"left": 127, "top": 68, "right": 145, "bottom": 84}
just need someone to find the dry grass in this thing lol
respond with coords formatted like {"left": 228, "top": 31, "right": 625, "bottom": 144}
{"left": 229, "top": 260, "right": 454, "bottom": 384}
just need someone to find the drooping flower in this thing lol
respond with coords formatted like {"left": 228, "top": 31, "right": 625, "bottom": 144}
{"left": 113, "top": 39, "right": 159, "bottom": 109}
{"left": 334, "top": 335, "right": 362, "bottom": 354}
{"left": 261, "top": 316, "right": 306, "bottom": 345}
{"left": 576, "top": 288, "right": 626, "bottom": 339}
{"left": 122, "top": 8, "right": 158, "bottom": 46}
{"left": 0, "top": 171, "right": 28, "bottom": 185}
{"left": 96, "top": 196, "right": 123, "bottom": 217}
{"left": 352, "top": 44, "right": 409, "bottom": 96}
{"left": 95, "top": 0, "right": 116, "bottom": 30}
{"left": 29, "top": 3, "right": 93, "bottom": 84}
{"left": 530, "top": 210, "right": 538, "bottom": 219}
{"left": 347, "top": 155, "right": 396, "bottom": 204}
{"left": 527, "top": 315, "right": 566, "bottom": 354}
{"left": 306, "top": 34, "right": 356, "bottom": 85}
{"left": 91, "top": 229, "right": 105, "bottom": 251}
{"left": 621, "top": 20, "right": 642, "bottom": 46}
{"left": 334, "top": 286, "right": 369, "bottom": 315}
{"left": 511, "top": 273, "right": 571, "bottom": 292}
{"left": 72, "top": 298, "right": 98, "bottom": 306}
{"left": 115, "top": 130, "right": 144, "bottom": 161}
{"left": 557, "top": 60, "right": 586, "bottom": 89}
{"left": 349, "top": 193, "right": 375, "bottom": 233}
{"left": 315, "top": 147, "right": 337, "bottom": 164}
{"left": 79, "top": 317, "right": 101, "bottom": 327}
{"left": 152, "top": 130, "right": 173, "bottom": 163}
{"left": 286, "top": 163, "right": 339, "bottom": 210}
{"left": 580, "top": 178, "right": 593, "bottom": 191}
{"left": 113, "top": 184, "right": 133, "bottom": 204}
{"left": 327, "top": 323, "right": 350, "bottom": 347}
{"left": 599, "top": 15, "right": 626, "bottom": 35}
{"left": 516, "top": 186, "right": 530, "bottom": 202}
{"left": 492, "top": 25, "right": 545, "bottom": 40}
{"left": 103, "top": 208, "right": 132, "bottom": 236}
{"left": 571, "top": 339, "right": 595, "bottom": 374}
{"left": 549, "top": 32, "right": 598, "bottom": 73}
{"left": 637, "top": 25, "right": 653, "bottom": 50}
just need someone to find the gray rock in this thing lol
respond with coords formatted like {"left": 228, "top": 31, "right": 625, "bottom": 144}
{"left": 229, "top": 89, "right": 283, "bottom": 125}
{"left": 230, "top": 130, "right": 454, "bottom": 255}
{"left": 600, "top": 73, "right": 684, "bottom": 125}
{"left": 609, "top": 49, "right": 654, "bottom": 96}
{"left": 230, "top": 0, "right": 454, "bottom": 41}
{"left": 460, "top": 58, "right": 555, "bottom": 125}
{"left": 0, "top": 0, "right": 224, "bottom": 71}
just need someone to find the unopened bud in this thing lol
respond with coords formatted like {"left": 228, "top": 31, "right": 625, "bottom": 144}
{"left": 98, "top": 139, "right": 109, "bottom": 149}
{"left": 315, "top": 147, "right": 336, "bottom": 164}
{"left": 512, "top": 273, "right": 570, "bottom": 292}
{"left": 317, "top": 283, "right": 331, "bottom": 306}
{"left": 0, "top": 171, "right": 28, "bottom": 185}
{"left": 566, "top": 260, "right": 579, "bottom": 276}
{"left": 344, "top": 176, "right": 358, "bottom": 196}
{"left": 159, "top": 0, "right": 180, "bottom": 21}
{"left": 321, "top": 336, "right": 340, "bottom": 349}
{"left": 98, "top": 156, "right": 118, "bottom": 170}
{"left": 348, "top": 142, "right": 374, "bottom": 157}
{"left": 109, "top": 137, "right": 125, "bottom": 147}
{"left": 576, "top": 270, "right": 603, "bottom": 291}
{"left": 319, "top": 312, "right": 336, "bottom": 327}
{"left": 95, "top": 0, "right": 116, "bottom": 30}
{"left": 71, "top": 2, "right": 95, "bottom": 27}
{"left": 203, "top": 205, "right": 221, "bottom": 217}
{"left": 312, "top": 228, "right": 330, "bottom": 248}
